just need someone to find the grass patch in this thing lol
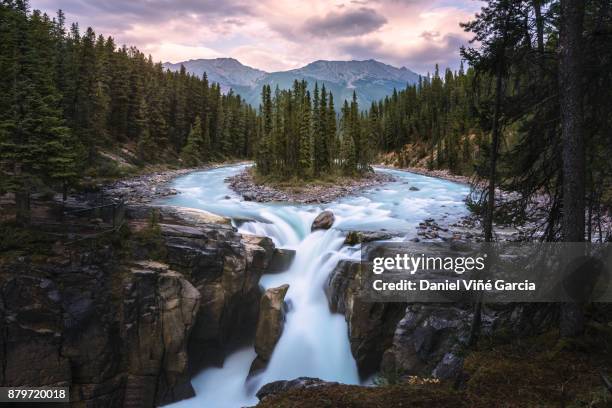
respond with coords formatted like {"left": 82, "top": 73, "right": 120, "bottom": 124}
{"left": 257, "top": 383, "right": 464, "bottom": 408}
{"left": 463, "top": 327, "right": 612, "bottom": 407}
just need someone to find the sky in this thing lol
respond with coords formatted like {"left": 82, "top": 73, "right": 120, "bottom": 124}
{"left": 31, "top": 0, "right": 482, "bottom": 74}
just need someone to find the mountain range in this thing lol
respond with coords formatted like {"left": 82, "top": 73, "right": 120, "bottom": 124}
{"left": 162, "top": 58, "right": 420, "bottom": 108}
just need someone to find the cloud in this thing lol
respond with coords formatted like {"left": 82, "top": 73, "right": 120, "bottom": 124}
{"left": 303, "top": 7, "right": 387, "bottom": 37}
{"left": 420, "top": 30, "right": 440, "bottom": 41}
{"left": 31, "top": 0, "right": 479, "bottom": 73}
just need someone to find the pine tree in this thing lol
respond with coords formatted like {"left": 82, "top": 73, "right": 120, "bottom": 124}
{"left": 181, "top": 116, "right": 204, "bottom": 166}
{"left": 0, "top": 3, "right": 79, "bottom": 220}
{"left": 326, "top": 92, "right": 337, "bottom": 170}
{"left": 298, "top": 92, "right": 312, "bottom": 178}
{"left": 340, "top": 100, "right": 356, "bottom": 175}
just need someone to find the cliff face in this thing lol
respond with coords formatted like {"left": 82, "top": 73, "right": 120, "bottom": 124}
{"left": 325, "top": 252, "right": 559, "bottom": 384}
{"left": 0, "top": 206, "right": 278, "bottom": 407}
{"left": 326, "top": 259, "right": 406, "bottom": 378}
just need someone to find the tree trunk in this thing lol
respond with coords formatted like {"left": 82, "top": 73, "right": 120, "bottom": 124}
{"left": 559, "top": 0, "right": 586, "bottom": 337}
{"left": 484, "top": 67, "right": 504, "bottom": 243}
{"left": 469, "top": 10, "right": 509, "bottom": 348}
{"left": 534, "top": 0, "right": 545, "bottom": 56}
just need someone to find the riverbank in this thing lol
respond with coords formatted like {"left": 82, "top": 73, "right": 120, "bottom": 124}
{"left": 102, "top": 162, "right": 462, "bottom": 206}
{"left": 102, "top": 161, "right": 251, "bottom": 204}
{"left": 226, "top": 168, "right": 396, "bottom": 204}
{"left": 375, "top": 164, "right": 472, "bottom": 185}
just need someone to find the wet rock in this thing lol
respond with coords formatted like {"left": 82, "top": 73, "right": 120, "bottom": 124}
{"left": 268, "top": 248, "right": 296, "bottom": 273}
{"left": 343, "top": 230, "right": 395, "bottom": 245}
{"left": 311, "top": 211, "right": 335, "bottom": 231}
{"left": 256, "top": 377, "right": 338, "bottom": 401}
{"left": 250, "top": 284, "right": 290, "bottom": 375}
{"left": 409, "top": 186, "right": 420, "bottom": 191}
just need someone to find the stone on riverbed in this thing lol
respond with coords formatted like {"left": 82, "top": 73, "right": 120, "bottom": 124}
{"left": 311, "top": 211, "right": 335, "bottom": 231}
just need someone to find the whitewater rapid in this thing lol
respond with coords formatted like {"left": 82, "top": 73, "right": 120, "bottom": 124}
{"left": 163, "top": 164, "right": 469, "bottom": 408}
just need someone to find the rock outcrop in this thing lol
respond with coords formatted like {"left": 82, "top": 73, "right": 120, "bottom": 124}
{"left": 379, "top": 305, "right": 472, "bottom": 381}
{"left": 250, "top": 284, "right": 290, "bottom": 374}
{"left": 311, "top": 211, "right": 335, "bottom": 231}
{"left": 122, "top": 261, "right": 200, "bottom": 407}
{"left": 268, "top": 248, "right": 296, "bottom": 273}
{"left": 256, "top": 377, "right": 337, "bottom": 401}
{"left": 326, "top": 259, "right": 406, "bottom": 378}
{"left": 0, "top": 205, "right": 279, "bottom": 407}
{"left": 152, "top": 221, "right": 275, "bottom": 370}
{"left": 343, "top": 230, "right": 396, "bottom": 246}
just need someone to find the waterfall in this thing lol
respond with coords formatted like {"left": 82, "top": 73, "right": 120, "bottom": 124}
{"left": 248, "top": 226, "right": 360, "bottom": 390}
{"left": 169, "top": 209, "right": 359, "bottom": 408}
{"left": 162, "top": 164, "right": 469, "bottom": 408}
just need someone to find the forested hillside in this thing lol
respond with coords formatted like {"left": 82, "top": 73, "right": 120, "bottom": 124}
{"left": 366, "top": 64, "right": 480, "bottom": 175}
{"left": 1, "top": 0, "right": 611, "bottom": 227}
{"left": 0, "top": 1, "right": 257, "bottom": 220}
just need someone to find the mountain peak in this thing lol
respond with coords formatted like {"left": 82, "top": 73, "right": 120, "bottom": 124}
{"left": 164, "top": 57, "right": 420, "bottom": 107}
{"left": 162, "top": 58, "right": 267, "bottom": 88}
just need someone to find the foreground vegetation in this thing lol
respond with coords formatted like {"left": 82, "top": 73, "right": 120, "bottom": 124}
{"left": 258, "top": 324, "right": 612, "bottom": 408}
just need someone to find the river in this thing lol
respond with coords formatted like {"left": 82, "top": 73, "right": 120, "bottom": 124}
{"left": 162, "top": 164, "right": 469, "bottom": 408}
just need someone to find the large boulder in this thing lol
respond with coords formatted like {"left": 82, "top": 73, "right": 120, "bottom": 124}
{"left": 250, "top": 284, "right": 290, "bottom": 374}
{"left": 311, "top": 211, "right": 335, "bottom": 231}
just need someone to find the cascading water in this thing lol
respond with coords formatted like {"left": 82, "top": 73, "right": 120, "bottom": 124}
{"left": 163, "top": 164, "right": 469, "bottom": 408}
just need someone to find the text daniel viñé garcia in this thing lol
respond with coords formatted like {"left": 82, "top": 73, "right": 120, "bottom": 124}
{"left": 370, "top": 253, "right": 536, "bottom": 292}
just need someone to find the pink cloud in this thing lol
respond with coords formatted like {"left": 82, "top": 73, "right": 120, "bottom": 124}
{"left": 31, "top": 0, "right": 479, "bottom": 73}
